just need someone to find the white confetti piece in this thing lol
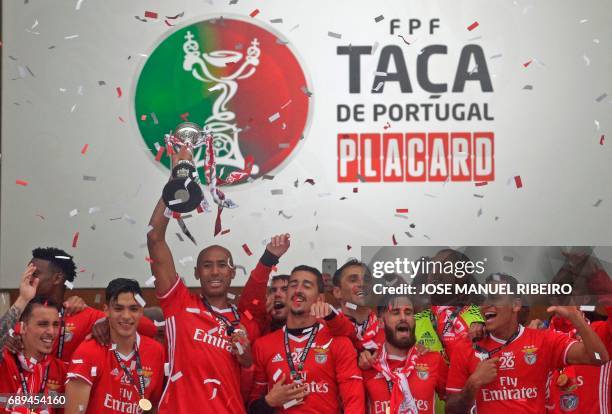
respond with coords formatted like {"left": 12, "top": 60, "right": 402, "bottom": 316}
{"left": 64, "top": 280, "right": 74, "bottom": 290}
{"left": 94, "top": 294, "right": 101, "bottom": 303}
{"left": 153, "top": 320, "right": 166, "bottom": 327}
{"left": 595, "top": 352, "right": 601, "bottom": 360}
{"left": 72, "top": 359, "right": 83, "bottom": 364}
{"left": 55, "top": 255, "right": 71, "bottom": 260}
{"left": 227, "top": 292, "right": 236, "bottom": 300}
{"left": 208, "top": 327, "right": 218, "bottom": 335}
{"left": 8, "top": 328, "right": 14, "bottom": 337}
{"left": 283, "top": 399, "right": 299, "bottom": 409}
{"left": 345, "top": 302, "right": 358, "bottom": 310}
{"left": 579, "top": 19, "right": 588, "bottom": 23}
{"left": 372, "top": 41, "right": 380, "bottom": 54}
{"left": 235, "top": 342, "right": 244, "bottom": 355}
{"left": 164, "top": 363, "right": 170, "bottom": 376}
{"left": 186, "top": 307, "right": 201, "bottom": 314}
{"left": 145, "top": 276, "right": 156, "bottom": 287}
{"left": 90, "top": 367, "right": 97, "bottom": 376}
{"left": 151, "top": 112, "right": 159, "bottom": 124}
{"left": 593, "top": 38, "right": 600, "bottom": 44}
{"left": 278, "top": 143, "right": 290, "bottom": 149}
{"left": 75, "top": 0, "right": 85, "bottom": 10}
{"left": 595, "top": 120, "right": 600, "bottom": 130}
{"left": 111, "top": 343, "right": 117, "bottom": 350}
{"left": 134, "top": 294, "right": 146, "bottom": 307}
{"left": 88, "top": 207, "right": 100, "bottom": 214}
{"left": 268, "top": 112, "right": 280, "bottom": 122}
{"left": 169, "top": 199, "right": 183, "bottom": 205}
{"left": 69, "top": 209, "right": 78, "bottom": 217}
{"left": 583, "top": 55, "right": 590, "bottom": 66}
{"left": 71, "top": 104, "right": 77, "bottom": 113}
{"left": 64, "top": 34, "right": 79, "bottom": 40}
{"left": 171, "top": 371, "right": 183, "bottom": 382}
{"left": 579, "top": 305, "right": 595, "bottom": 312}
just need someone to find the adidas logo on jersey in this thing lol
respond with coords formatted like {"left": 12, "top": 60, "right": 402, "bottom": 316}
{"left": 110, "top": 368, "right": 120, "bottom": 376}
{"left": 272, "top": 353, "right": 284, "bottom": 363}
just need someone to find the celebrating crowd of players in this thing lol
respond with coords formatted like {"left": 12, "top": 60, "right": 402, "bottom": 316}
{"left": 0, "top": 174, "right": 611, "bottom": 413}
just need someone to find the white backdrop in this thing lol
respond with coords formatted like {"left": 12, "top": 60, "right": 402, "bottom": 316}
{"left": 2, "top": 0, "right": 611, "bottom": 288}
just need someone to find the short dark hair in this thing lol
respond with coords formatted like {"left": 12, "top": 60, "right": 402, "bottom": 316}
{"left": 32, "top": 247, "right": 77, "bottom": 283}
{"left": 376, "top": 295, "right": 413, "bottom": 315}
{"left": 20, "top": 296, "right": 61, "bottom": 322}
{"left": 333, "top": 259, "right": 371, "bottom": 287}
{"left": 105, "top": 278, "right": 143, "bottom": 304}
{"left": 270, "top": 274, "right": 290, "bottom": 285}
{"left": 291, "top": 265, "right": 324, "bottom": 293}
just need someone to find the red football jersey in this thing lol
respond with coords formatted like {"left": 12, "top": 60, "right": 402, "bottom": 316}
{"left": 157, "top": 277, "right": 260, "bottom": 414}
{"left": 0, "top": 350, "right": 66, "bottom": 414}
{"left": 250, "top": 324, "right": 365, "bottom": 413}
{"left": 67, "top": 334, "right": 165, "bottom": 414}
{"left": 325, "top": 310, "right": 386, "bottom": 351}
{"left": 547, "top": 319, "right": 612, "bottom": 414}
{"left": 363, "top": 349, "right": 448, "bottom": 414}
{"left": 447, "top": 326, "right": 578, "bottom": 413}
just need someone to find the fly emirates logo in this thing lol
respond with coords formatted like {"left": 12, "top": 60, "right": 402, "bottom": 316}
{"left": 481, "top": 376, "right": 538, "bottom": 402}
{"left": 288, "top": 347, "right": 330, "bottom": 395}
{"left": 193, "top": 327, "right": 232, "bottom": 352}
{"left": 374, "top": 399, "right": 429, "bottom": 414}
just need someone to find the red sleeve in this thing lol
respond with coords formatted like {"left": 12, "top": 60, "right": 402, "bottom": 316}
{"left": 446, "top": 341, "right": 471, "bottom": 393}
{"left": 157, "top": 277, "right": 191, "bottom": 317}
{"left": 238, "top": 261, "right": 273, "bottom": 333}
{"left": 66, "top": 341, "right": 99, "bottom": 386}
{"left": 248, "top": 339, "right": 269, "bottom": 404}
{"left": 137, "top": 316, "right": 158, "bottom": 338}
{"left": 433, "top": 353, "right": 449, "bottom": 400}
{"left": 542, "top": 329, "right": 578, "bottom": 371}
{"left": 325, "top": 313, "right": 362, "bottom": 350}
{"left": 591, "top": 320, "right": 612, "bottom": 357}
{"left": 332, "top": 336, "right": 365, "bottom": 412}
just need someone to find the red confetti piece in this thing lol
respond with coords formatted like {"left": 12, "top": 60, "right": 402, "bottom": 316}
{"left": 155, "top": 146, "right": 165, "bottom": 162}
{"left": 144, "top": 11, "right": 158, "bottom": 19}
{"left": 81, "top": 144, "right": 89, "bottom": 155}
{"left": 514, "top": 175, "right": 523, "bottom": 189}
{"left": 347, "top": 245, "right": 352, "bottom": 250}
{"left": 523, "top": 59, "right": 533, "bottom": 68}
{"left": 116, "top": 87, "right": 122, "bottom": 98}
{"left": 179, "top": 112, "right": 189, "bottom": 121}
{"left": 15, "top": 179, "right": 29, "bottom": 186}
{"left": 392, "top": 234, "right": 398, "bottom": 245}
{"left": 214, "top": 207, "right": 223, "bottom": 237}
{"left": 141, "top": 114, "right": 147, "bottom": 121}
{"left": 467, "top": 21, "right": 479, "bottom": 31}
{"left": 475, "top": 181, "right": 488, "bottom": 187}
{"left": 145, "top": 257, "right": 154, "bottom": 264}
{"left": 395, "top": 208, "right": 409, "bottom": 214}
{"left": 242, "top": 243, "right": 253, "bottom": 256}
{"left": 600, "top": 135, "right": 605, "bottom": 145}
{"left": 72, "top": 232, "right": 80, "bottom": 248}
{"left": 221, "top": 229, "right": 231, "bottom": 235}
{"left": 118, "top": 116, "right": 125, "bottom": 123}
{"left": 243, "top": 310, "right": 253, "bottom": 320}
{"left": 249, "top": 9, "right": 260, "bottom": 17}
{"left": 78, "top": 268, "right": 86, "bottom": 273}
{"left": 304, "top": 178, "right": 315, "bottom": 185}
{"left": 251, "top": 299, "right": 260, "bottom": 306}
{"left": 166, "top": 144, "right": 174, "bottom": 156}
{"left": 164, "top": 20, "right": 174, "bottom": 27}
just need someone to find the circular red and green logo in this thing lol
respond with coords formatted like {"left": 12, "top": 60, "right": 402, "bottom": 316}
{"left": 135, "top": 17, "right": 311, "bottom": 184}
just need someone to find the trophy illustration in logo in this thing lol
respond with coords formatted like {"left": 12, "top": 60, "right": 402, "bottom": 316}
{"left": 182, "top": 30, "right": 261, "bottom": 177}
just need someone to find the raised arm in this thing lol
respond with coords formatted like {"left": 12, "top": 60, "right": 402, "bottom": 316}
{"left": 0, "top": 264, "right": 38, "bottom": 358}
{"left": 147, "top": 147, "right": 192, "bottom": 296}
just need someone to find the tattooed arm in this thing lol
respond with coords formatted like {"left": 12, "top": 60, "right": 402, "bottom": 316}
{"left": 0, "top": 264, "right": 39, "bottom": 361}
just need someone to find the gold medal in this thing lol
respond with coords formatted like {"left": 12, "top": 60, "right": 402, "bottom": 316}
{"left": 557, "top": 373, "right": 568, "bottom": 386}
{"left": 139, "top": 398, "right": 152, "bottom": 411}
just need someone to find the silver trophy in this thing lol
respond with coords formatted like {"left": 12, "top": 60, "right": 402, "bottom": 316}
{"left": 162, "top": 122, "right": 206, "bottom": 213}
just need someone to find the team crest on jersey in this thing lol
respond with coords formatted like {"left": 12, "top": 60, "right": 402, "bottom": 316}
{"left": 522, "top": 345, "right": 538, "bottom": 365}
{"left": 559, "top": 393, "right": 578, "bottom": 411}
{"left": 141, "top": 366, "right": 154, "bottom": 388}
{"left": 474, "top": 351, "right": 488, "bottom": 361}
{"left": 313, "top": 348, "right": 328, "bottom": 364}
{"left": 415, "top": 363, "right": 429, "bottom": 380}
